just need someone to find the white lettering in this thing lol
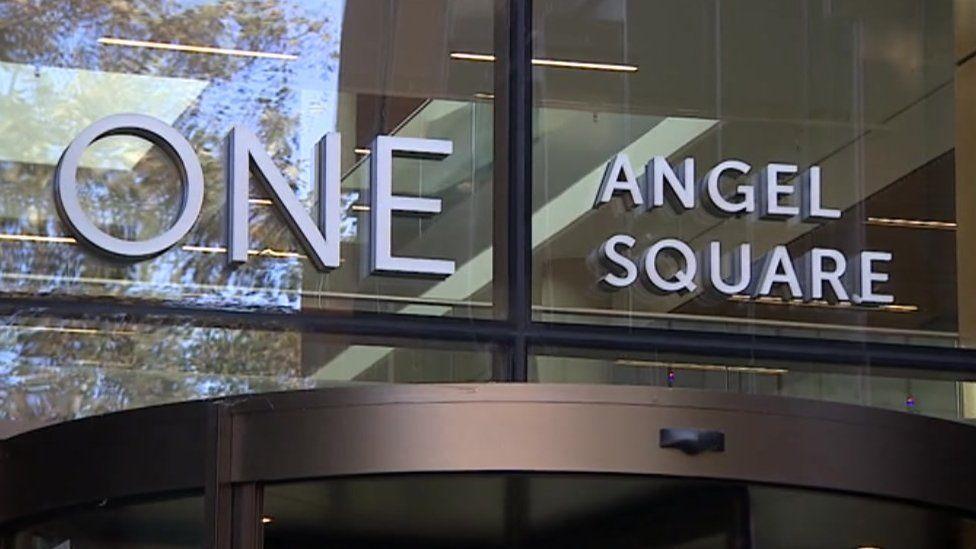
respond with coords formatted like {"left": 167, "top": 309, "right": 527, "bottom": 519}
{"left": 225, "top": 126, "right": 340, "bottom": 270}
{"left": 642, "top": 238, "right": 698, "bottom": 293}
{"left": 597, "top": 234, "right": 638, "bottom": 289}
{"left": 801, "top": 166, "right": 841, "bottom": 220}
{"left": 369, "top": 135, "right": 455, "bottom": 277}
{"left": 703, "top": 241, "right": 751, "bottom": 295}
{"left": 754, "top": 246, "right": 802, "bottom": 299}
{"left": 802, "top": 248, "right": 849, "bottom": 302}
{"left": 705, "top": 160, "right": 754, "bottom": 214}
{"left": 647, "top": 156, "right": 695, "bottom": 211}
{"left": 759, "top": 163, "right": 800, "bottom": 219}
{"left": 853, "top": 251, "right": 894, "bottom": 304}
{"left": 594, "top": 153, "right": 643, "bottom": 209}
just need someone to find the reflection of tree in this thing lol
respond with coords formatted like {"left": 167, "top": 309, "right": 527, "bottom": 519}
{"left": 0, "top": 0, "right": 344, "bottom": 424}
{"left": 0, "top": 0, "right": 344, "bottom": 309}
{"left": 0, "top": 314, "right": 313, "bottom": 423}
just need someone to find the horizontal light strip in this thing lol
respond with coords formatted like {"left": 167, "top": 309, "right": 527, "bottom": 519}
{"left": 354, "top": 148, "right": 371, "bottom": 155}
{"left": 866, "top": 216, "right": 957, "bottom": 230}
{"left": 250, "top": 197, "right": 369, "bottom": 212}
{"left": 450, "top": 52, "right": 638, "bottom": 73}
{"left": 0, "top": 233, "right": 306, "bottom": 260}
{"left": 615, "top": 359, "right": 788, "bottom": 376}
{"left": 451, "top": 52, "right": 497, "bottom": 62}
{"left": 0, "top": 271, "right": 490, "bottom": 309}
{"left": 181, "top": 245, "right": 307, "bottom": 259}
{"left": 98, "top": 37, "right": 298, "bottom": 61}
{"left": 534, "top": 305, "right": 952, "bottom": 340}
{"left": 0, "top": 233, "right": 75, "bottom": 244}
{"left": 728, "top": 294, "right": 918, "bottom": 313}
{"left": 8, "top": 325, "right": 137, "bottom": 336}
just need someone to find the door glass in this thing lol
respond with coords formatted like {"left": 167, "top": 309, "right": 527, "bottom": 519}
{"left": 4, "top": 495, "right": 203, "bottom": 548}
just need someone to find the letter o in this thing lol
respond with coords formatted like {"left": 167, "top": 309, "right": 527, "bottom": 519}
{"left": 53, "top": 114, "right": 204, "bottom": 260}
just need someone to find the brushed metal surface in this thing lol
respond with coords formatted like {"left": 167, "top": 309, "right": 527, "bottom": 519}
{"left": 3, "top": 384, "right": 976, "bottom": 526}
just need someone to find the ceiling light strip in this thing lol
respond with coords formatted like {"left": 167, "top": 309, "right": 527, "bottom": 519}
{"left": 728, "top": 294, "right": 918, "bottom": 313}
{"left": 0, "top": 234, "right": 76, "bottom": 244}
{"left": 8, "top": 325, "right": 138, "bottom": 336}
{"left": 249, "top": 197, "right": 369, "bottom": 212}
{"left": 615, "top": 359, "right": 788, "bottom": 376}
{"left": 450, "top": 52, "right": 638, "bottom": 73}
{"left": 98, "top": 37, "right": 298, "bottom": 61}
{"left": 0, "top": 233, "right": 305, "bottom": 260}
{"left": 0, "top": 271, "right": 490, "bottom": 309}
{"left": 865, "top": 217, "right": 957, "bottom": 230}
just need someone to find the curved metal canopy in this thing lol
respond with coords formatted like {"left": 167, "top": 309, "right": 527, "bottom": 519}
{"left": 3, "top": 384, "right": 976, "bottom": 526}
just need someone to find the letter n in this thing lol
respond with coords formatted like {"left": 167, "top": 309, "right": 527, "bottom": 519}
{"left": 225, "top": 126, "right": 340, "bottom": 271}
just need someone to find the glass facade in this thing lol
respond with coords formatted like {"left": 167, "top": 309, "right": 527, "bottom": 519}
{"left": 533, "top": 0, "right": 959, "bottom": 345}
{"left": 0, "top": 0, "right": 972, "bottom": 496}
{"left": 0, "top": 313, "right": 492, "bottom": 426}
{"left": 0, "top": 0, "right": 499, "bottom": 429}
{"left": 0, "top": 0, "right": 493, "bottom": 317}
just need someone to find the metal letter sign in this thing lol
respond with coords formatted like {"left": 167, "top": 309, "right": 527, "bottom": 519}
{"left": 591, "top": 154, "right": 896, "bottom": 305}
{"left": 54, "top": 114, "right": 456, "bottom": 279}
{"left": 54, "top": 114, "right": 204, "bottom": 260}
{"left": 224, "top": 126, "right": 341, "bottom": 271}
{"left": 369, "top": 135, "right": 455, "bottom": 278}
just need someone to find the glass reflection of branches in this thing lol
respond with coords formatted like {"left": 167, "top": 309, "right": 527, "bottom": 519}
{"left": 0, "top": 0, "right": 344, "bottom": 424}
{"left": 0, "top": 0, "right": 344, "bottom": 311}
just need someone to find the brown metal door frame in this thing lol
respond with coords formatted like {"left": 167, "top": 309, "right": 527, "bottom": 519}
{"left": 3, "top": 384, "right": 976, "bottom": 547}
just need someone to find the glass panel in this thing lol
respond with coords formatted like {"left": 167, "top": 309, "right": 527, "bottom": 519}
{"left": 750, "top": 485, "right": 976, "bottom": 548}
{"left": 262, "top": 474, "right": 749, "bottom": 548}
{"left": 530, "top": 346, "right": 976, "bottom": 422}
{"left": 0, "top": 0, "right": 494, "bottom": 318}
{"left": 3, "top": 494, "right": 203, "bottom": 548}
{"left": 957, "top": 2, "right": 976, "bottom": 348}
{"left": 0, "top": 314, "right": 492, "bottom": 430}
{"left": 532, "top": 0, "right": 961, "bottom": 345}
{"left": 262, "top": 474, "right": 976, "bottom": 548}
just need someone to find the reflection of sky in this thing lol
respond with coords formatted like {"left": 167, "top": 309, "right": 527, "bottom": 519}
{"left": 0, "top": 1, "right": 358, "bottom": 424}
{"left": 183, "top": 0, "right": 346, "bottom": 306}
{"left": 21, "top": 0, "right": 345, "bottom": 190}
{"left": 188, "top": 0, "right": 345, "bottom": 200}
{"left": 0, "top": 62, "right": 207, "bottom": 169}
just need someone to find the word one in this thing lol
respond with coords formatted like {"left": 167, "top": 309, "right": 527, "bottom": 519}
{"left": 53, "top": 114, "right": 455, "bottom": 278}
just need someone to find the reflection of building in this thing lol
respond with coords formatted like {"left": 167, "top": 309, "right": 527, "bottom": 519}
{"left": 1, "top": 1, "right": 976, "bottom": 547}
